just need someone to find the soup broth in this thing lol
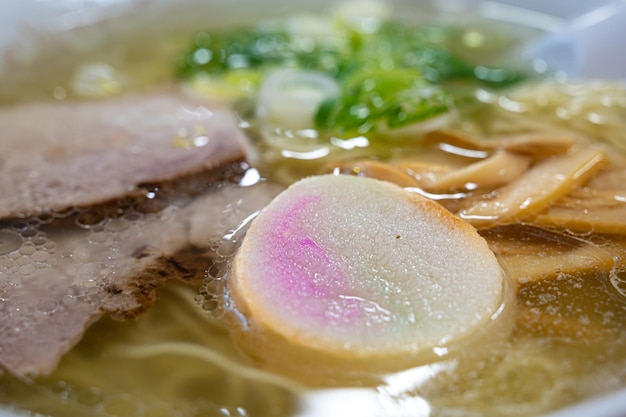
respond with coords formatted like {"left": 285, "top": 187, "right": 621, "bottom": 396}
{"left": 1, "top": 2, "right": 626, "bottom": 417}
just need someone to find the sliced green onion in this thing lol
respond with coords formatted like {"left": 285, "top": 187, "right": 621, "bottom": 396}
{"left": 256, "top": 69, "right": 340, "bottom": 129}
{"left": 176, "top": 13, "right": 530, "bottom": 139}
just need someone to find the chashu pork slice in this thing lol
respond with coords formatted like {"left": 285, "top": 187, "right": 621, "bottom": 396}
{"left": 0, "top": 90, "right": 251, "bottom": 219}
{"left": 0, "top": 181, "right": 283, "bottom": 377}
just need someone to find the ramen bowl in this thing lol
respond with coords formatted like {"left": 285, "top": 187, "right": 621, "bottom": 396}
{"left": 1, "top": 1, "right": 626, "bottom": 417}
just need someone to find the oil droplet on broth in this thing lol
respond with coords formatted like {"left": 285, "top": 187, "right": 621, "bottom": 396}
{"left": 0, "top": 231, "right": 23, "bottom": 255}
